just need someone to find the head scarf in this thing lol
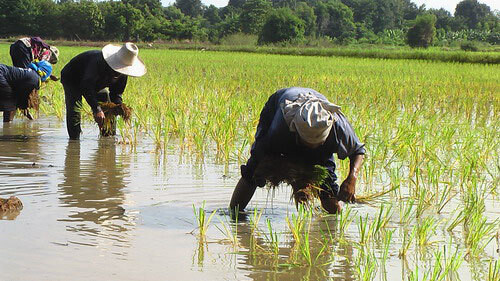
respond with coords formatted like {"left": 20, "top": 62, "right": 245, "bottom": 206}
{"left": 281, "top": 92, "right": 341, "bottom": 146}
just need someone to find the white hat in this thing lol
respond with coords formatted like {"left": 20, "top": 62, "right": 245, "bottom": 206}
{"left": 282, "top": 93, "right": 341, "bottom": 146}
{"left": 102, "top": 42, "right": 146, "bottom": 77}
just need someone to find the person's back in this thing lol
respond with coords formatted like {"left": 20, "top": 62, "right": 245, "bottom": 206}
{"left": 0, "top": 65, "right": 39, "bottom": 93}
{"left": 61, "top": 50, "right": 101, "bottom": 85}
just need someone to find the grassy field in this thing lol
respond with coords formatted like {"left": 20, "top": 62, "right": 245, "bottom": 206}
{"left": 1, "top": 43, "right": 499, "bottom": 279}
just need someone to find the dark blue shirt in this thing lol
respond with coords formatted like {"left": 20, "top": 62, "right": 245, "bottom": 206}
{"left": 0, "top": 64, "right": 40, "bottom": 111}
{"left": 245, "top": 87, "right": 365, "bottom": 191}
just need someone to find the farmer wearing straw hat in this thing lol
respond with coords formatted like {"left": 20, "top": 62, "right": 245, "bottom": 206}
{"left": 0, "top": 61, "right": 53, "bottom": 121}
{"left": 229, "top": 87, "right": 365, "bottom": 214}
{"left": 3, "top": 37, "right": 59, "bottom": 122}
{"left": 60, "top": 43, "right": 146, "bottom": 139}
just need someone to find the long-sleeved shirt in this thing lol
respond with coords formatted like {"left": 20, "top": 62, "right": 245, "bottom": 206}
{"left": 245, "top": 87, "right": 366, "bottom": 192}
{"left": 0, "top": 64, "right": 40, "bottom": 111}
{"left": 61, "top": 50, "right": 128, "bottom": 114}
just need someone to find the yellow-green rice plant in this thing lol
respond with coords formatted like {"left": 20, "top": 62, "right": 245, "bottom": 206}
{"left": 399, "top": 199, "right": 416, "bottom": 226}
{"left": 335, "top": 204, "right": 355, "bottom": 241}
{"left": 489, "top": 259, "right": 500, "bottom": 281}
{"left": 192, "top": 201, "right": 217, "bottom": 241}
{"left": 399, "top": 227, "right": 416, "bottom": 259}
{"left": 373, "top": 203, "right": 393, "bottom": 235}
{"left": 354, "top": 245, "right": 378, "bottom": 281}
{"left": 358, "top": 214, "right": 375, "bottom": 246}
{"left": 415, "top": 217, "right": 438, "bottom": 247}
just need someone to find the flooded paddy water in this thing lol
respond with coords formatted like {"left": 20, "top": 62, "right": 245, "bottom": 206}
{"left": 1, "top": 117, "right": 498, "bottom": 281}
{"left": 1, "top": 45, "right": 499, "bottom": 280}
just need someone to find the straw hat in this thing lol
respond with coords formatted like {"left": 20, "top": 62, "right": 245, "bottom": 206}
{"left": 102, "top": 42, "right": 146, "bottom": 77}
{"left": 282, "top": 93, "right": 341, "bottom": 146}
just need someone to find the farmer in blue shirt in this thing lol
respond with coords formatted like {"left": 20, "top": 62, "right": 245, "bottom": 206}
{"left": 0, "top": 61, "right": 53, "bottom": 122}
{"left": 229, "top": 87, "right": 365, "bottom": 214}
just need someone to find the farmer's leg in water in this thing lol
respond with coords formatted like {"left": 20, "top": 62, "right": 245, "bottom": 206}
{"left": 63, "top": 83, "right": 83, "bottom": 140}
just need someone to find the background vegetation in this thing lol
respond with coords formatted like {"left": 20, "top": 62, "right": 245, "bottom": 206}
{"left": 0, "top": 0, "right": 498, "bottom": 50}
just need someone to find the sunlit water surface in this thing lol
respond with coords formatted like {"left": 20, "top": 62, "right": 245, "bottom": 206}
{"left": 0, "top": 118, "right": 498, "bottom": 281}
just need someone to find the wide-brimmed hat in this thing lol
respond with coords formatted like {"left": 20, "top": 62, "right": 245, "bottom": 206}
{"left": 282, "top": 93, "right": 341, "bottom": 146}
{"left": 49, "top": 46, "right": 59, "bottom": 64}
{"left": 102, "top": 42, "right": 146, "bottom": 77}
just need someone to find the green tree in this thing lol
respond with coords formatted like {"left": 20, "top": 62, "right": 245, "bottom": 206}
{"left": 428, "top": 8, "right": 453, "bottom": 31}
{"left": 175, "top": 0, "right": 203, "bottom": 17}
{"left": 60, "top": 0, "right": 105, "bottom": 40}
{"left": 315, "top": 0, "right": 355, "bottom": 42}
{"left": 102, "top": 2, "right": 144, "bottom": 41}
{"left": 407, "top": 14, "right": 436, "bottom": 48}
{"left": 228, "top": 0, "right": 246, "bottom": 10}
{"left": 296, "top": 2, "right": 316, "bottom": 36}
{"left": 455, "top": 0, "right": 492, "bottom": 29}
{"left": 258, "top": 8, "right": 305, "bottom": 44}
{"left": 203, "top": 5, "right": 221, "bottom": 26}
{"left": 240, "top": 0, "right": 272, "bottom": 34}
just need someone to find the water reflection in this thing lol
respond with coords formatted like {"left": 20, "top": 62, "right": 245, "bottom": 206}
{"left": 58, "top": 139, "right": 134, "bottom": 249}
{"left": 0, "top": 121, "right": 48, "bottom": 202}
{"left": 210, "top": 213, "right": 358, "bottom": 280}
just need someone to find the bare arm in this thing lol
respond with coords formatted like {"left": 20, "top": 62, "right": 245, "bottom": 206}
{"left": 337, "top": 154, "right": 364, "bottom": 203}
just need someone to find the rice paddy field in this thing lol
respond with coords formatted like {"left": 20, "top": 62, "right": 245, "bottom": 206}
{"left": 0, "top": 44, "right": 499, "bottom": 280}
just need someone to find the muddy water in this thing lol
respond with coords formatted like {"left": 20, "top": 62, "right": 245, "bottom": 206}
{"left": 1, "top": 118, "right": 498, "bottom": 281}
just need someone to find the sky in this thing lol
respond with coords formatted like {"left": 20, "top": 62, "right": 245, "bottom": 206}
{"left": 160, "top": 0, "right": 500, "bottom": 12}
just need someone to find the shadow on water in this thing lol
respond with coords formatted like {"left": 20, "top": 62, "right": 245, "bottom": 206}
{"left": 57, "top": 138, "right": 134, "bottom": 248}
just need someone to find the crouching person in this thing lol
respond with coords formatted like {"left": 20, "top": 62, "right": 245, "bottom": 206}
{"left": 1, "top": 61, "right": 52, "bottom": 122}
{"left": 229, "top": 87, "right": 365, "bottom": 214}
{"left": 60, "top": 43, "right": 146, "bottom": 140}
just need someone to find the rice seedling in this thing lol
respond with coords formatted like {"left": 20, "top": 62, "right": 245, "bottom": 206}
{"left": 399, "top": 227, "right": 417, "bottom": 259}
{"left": 358, "top": 214, "right": 375, "bottom": 246}
{"left": 335, "top": 204, "right": 356, "bottom": 241}
{"left": 192, "top": 201, "right": 217, "bottom": 241}
{"left": 489, "top": 259, "right": 500, "bottom": 281}
{"left": 354, "top": 245, "right": 378, "bottom": 281}
{"left": 415, "top": 217, "right": 438, "bottom": 247}
{"left": 265, "top": 218, "right": 280, "bottom": 257}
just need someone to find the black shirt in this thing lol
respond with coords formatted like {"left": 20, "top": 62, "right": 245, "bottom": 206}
{"left": 61, "top": 50, "right": 128, "bottom": 113}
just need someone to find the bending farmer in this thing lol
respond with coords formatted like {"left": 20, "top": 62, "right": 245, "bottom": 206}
{"left": 229, "top": 87, "right": 365, "bottom": 214}
{"left": 0, "top": 62, "right": 53, "bottom": 121}
{"left": 60, "top": 43, "right": 146, "bottom": 139}
{"left": 4, "top": 37, "right": 59, "bottom": 122}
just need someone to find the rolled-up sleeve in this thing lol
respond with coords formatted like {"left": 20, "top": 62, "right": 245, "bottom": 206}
{"left": 333, "top": 112, "right": 365, "bottom": 160}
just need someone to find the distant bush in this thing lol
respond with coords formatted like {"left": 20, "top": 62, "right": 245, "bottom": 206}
{"left": 460, "top": 41, "right": 479, "bottom": 51}
{"left": 220, "top": 33, "right": 258, "bottom": 45}
{"left": 258, "top": 8, "right": 305, "bottom": 45}
{"left": 407, "top": 14, "right": 437, "bottom": 48}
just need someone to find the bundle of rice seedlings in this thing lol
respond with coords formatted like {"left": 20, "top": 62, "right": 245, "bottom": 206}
{"left": 253, "top": 155, "right": 330, "bottom": 206}
{"left": 99, "top": 102, "right": 132, "bottom": 136}
{"left": 0, "top": 196, "right": 23, "bottom": 212}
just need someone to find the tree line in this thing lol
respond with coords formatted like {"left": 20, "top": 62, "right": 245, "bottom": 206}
{"left": 0, "top": 0, "right": 498, "bottom": 47}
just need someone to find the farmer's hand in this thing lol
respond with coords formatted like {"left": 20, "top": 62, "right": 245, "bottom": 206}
{"left": 337, "top": 175, "right": 356, "bottom": 203}
{"left": 94, "top": 111, "right": 105, "bottom": 128}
